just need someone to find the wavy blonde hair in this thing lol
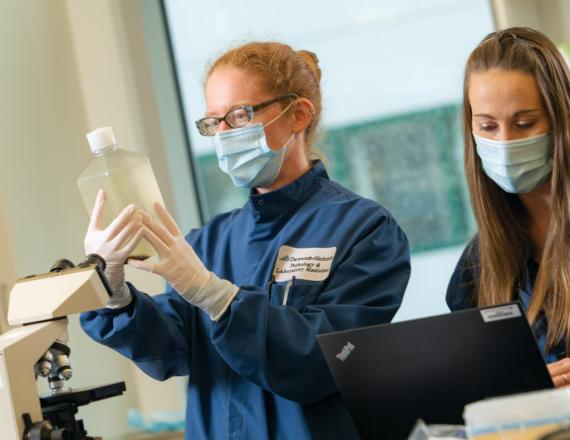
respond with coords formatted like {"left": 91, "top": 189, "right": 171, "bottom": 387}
{"left": 463, "top": 27, "right": 570, "bottom": 350}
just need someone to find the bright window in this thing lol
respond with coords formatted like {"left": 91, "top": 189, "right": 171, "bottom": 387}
{"left": 163, "top": 0, "right": 494, "bottom": 252}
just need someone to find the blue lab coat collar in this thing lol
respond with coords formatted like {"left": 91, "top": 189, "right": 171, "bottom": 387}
{"left": 248, "top": 161, "right": 328, "bottom": 222}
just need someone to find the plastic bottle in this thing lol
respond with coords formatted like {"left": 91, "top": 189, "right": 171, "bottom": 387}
{"left": 77, "top": 126, "right": 165, "bottom": 259}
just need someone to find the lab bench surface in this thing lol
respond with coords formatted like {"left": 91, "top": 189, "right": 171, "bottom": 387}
{"left": 123, "top": 432, "right": 184, "bottom": 440}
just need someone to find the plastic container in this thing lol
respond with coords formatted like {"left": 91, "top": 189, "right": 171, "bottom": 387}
{"left": 464, "top": 388, "right": 570, "bottom": 440}
{"left": 77, "top": 126, "right": 164, "bottom": 259}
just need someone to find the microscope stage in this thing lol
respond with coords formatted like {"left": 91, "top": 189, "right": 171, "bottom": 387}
{"left": 40, "top": 381, "right": 126, "bottom": 408}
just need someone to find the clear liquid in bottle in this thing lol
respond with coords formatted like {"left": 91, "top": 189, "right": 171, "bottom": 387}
{"left": 77, "top": 127, "right": 165, "bottom": 259}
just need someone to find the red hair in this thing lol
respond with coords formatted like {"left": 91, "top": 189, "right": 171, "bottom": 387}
{"left": 208, "top": 41, "right": 323, "bottom": 159}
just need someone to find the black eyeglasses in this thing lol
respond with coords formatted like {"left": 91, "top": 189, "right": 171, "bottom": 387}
{"left": 195, "top": 93, "right": 298, "bottom": 137}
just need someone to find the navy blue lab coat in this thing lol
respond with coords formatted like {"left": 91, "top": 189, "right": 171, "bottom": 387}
{"left": 81, "top": 161, "right": 411, "bottom": 439}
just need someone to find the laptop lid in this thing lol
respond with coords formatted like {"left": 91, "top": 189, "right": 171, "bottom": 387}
{"left": 317, "top": 303, "right": 554, "bottom": 439}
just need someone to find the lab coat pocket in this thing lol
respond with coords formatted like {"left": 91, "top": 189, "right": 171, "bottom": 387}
{"left": 269, "top": 279, "right": 322, "bottom": 311}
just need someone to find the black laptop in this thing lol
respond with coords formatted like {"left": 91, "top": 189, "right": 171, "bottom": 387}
{"left": 317, "top": 303, "right": 553, "bottom": 440}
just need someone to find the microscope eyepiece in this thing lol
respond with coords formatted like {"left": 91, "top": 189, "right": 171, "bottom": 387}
{"left": 77, "top": 254, "right": 106, "bottom": 272}
{"left": 49, "top": 259, "right": 75, "bottom": 273}
{"left": 50, "top": 255, "right": 106, "bottom": 274}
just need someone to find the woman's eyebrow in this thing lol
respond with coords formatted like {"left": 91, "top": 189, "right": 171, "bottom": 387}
{"left": 205, "top": 103, "right": 249, "bottom": 117}
{"left": 473, "top": 109, "right": 540, "bottom": 118}
{"left": 513, "top": 108, "right": 540, "bottom": 117}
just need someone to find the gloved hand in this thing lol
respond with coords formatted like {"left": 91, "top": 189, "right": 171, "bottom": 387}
{"left": 84, "top": 189, "right": 144, "bottom": 308}
{"left": 128, "top": 203, "right": 238, "bottom": 321}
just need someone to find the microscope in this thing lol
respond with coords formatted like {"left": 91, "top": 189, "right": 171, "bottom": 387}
{"left": 0, "top": 255, "right": 126, "bottom": 440}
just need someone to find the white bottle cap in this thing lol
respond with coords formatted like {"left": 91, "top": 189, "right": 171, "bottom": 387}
{"left": 86, "top": 126, "right": 117, "bottom": 153}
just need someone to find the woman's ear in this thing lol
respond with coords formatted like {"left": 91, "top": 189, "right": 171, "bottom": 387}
{"left": 291, "top": 98, "right": 315, "bottom": 133}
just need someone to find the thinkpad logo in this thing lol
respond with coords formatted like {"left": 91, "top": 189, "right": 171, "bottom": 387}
{"left": 336, "top": 342, "right": 355, "bottom": 362}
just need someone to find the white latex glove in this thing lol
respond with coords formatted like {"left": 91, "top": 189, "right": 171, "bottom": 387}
{"left": 84, "top": 189, "right": 144, "bottom": 308}
{"left": 129, "top": 203, "right": 238, "bottom": 321}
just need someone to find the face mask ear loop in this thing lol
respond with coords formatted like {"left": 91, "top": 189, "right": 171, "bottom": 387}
{"left": 282, "top": 133, "right": 296, "bottom": 151}
{"left": 267, "top": 132, "right": 296, "bottom": 155}
{"left": 263, "top": 100, "right": 297, "bottom": 129}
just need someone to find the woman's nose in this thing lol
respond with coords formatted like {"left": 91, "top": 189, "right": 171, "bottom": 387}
{"left": 218, "top": 120, "right": 232, "bottom": 132}
{"left": 497, "top": 127, "right": 515, "bottom": 141}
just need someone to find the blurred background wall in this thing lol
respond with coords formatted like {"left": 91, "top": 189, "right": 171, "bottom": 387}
{"left": 0, "top": 0, "right": 569, "bottom": 438}
{"left": 0, "top": 1, "right": 193, "bottom": 438}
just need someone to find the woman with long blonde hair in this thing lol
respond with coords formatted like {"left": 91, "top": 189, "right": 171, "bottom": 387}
{"left": 447, "top": 27, "right": 570, "bottom": 387}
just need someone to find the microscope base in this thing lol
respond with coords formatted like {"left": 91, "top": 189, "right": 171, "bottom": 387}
{"left": 32, "top": 382, "right": 126, "bottom": 440}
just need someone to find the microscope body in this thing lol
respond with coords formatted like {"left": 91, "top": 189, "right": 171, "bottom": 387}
{"left": 0, "top": 262, "right": 111, "bottom": 439}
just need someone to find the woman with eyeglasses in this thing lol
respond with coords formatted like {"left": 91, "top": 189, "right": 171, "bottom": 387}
{"left": 80, "top": 41, "right": 410, "bottom": 439}
{"left": 447, "top": 27, "right": 570, "bottom": 387}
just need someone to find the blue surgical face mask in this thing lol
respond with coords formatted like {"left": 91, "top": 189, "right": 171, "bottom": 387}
{"left": 212, "top": 103, "right": 295, "bottom": 188}
{"left": 474, "top": 132, "right": 553, "bottom": 194}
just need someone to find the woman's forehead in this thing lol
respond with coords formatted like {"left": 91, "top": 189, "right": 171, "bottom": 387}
{"left": 469, "top": 69, "right": 544, "bottom": 114}
{"left": 205, "top": 67, "right": 272, "bottom": 115}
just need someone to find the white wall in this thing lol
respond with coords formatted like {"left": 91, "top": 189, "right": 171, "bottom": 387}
{"left": 0, "top": 2, "right": 138, "bottom": 437}
{"left": 0, "top": 192, "right": 15, "bottom": 333}
{"left": 394, "top": 246, "right": 464, "bottom": 322}
{"left": 0, "top": 1, "right": 191, "bottom": 438}
{"left": 492, "top": 0, "right": 570, "bottom": 43}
